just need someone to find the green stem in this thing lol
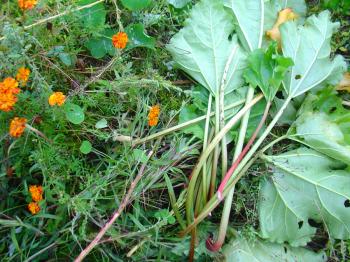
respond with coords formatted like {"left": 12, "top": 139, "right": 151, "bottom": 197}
{"left": 133, "top": 99, "right": 245, "bottom": 146}
{"left": 181, "top": 96, "right": 291, "bottom": 235}
{"left": 185, "top": 94, "right": 263, "bottom": 223}
{"left": 207, "top": 86, "right": 255, "bottom": 250}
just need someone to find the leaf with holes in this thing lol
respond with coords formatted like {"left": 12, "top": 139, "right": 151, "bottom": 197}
{"left": 167, "top": 0, "right": 247, "bottom": 96}
{"left": 259, "top": 147, "right": 350, "bottom": 246}
{"left": 223, "top": 235, "right": 326, "bottom": 261}
{"left": 291, "top": 89, "right": 350, "bottom": 165}
{"left": 280, "top": 11, "right": 346, "bottom": 98}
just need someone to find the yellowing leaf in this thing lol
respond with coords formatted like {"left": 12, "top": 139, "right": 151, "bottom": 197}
{"left": 266, "top": 8, "right": 297, "bottom": 43}
{"left": 337, "top": 72, "right": 350, "bottom": 92}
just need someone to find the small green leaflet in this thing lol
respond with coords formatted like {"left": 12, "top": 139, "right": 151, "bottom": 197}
{"left": 95, "top": 118, "right": 108, "bottom": 129}
{"left": 80, "top": 140, "right": 92, "bottom": 154}
{"left": 223, "top": 235, "right": 326, "bottom": 261}
{"left": 244, "top": 42, "right": 293, "bottom": 101}
{"left": 65, "top": 103, "right": 85, "bottom": 125}
{"left": 260, "top": 148, "right": 350, "bottom": 246}
{"left": 280, "top": 11, "right": 346, "bottom": 98}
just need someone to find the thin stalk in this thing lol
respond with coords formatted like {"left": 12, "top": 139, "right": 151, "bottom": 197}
{"left": 185, "top": 94, "right": 263, "bottom": 223}
{"left": 202, "top": 94, "right": 213, "bottom": 204}
{"left": 133, "top": 99, "right": 245, "bottom": 146}
{"left": 74, "top": 150, "right": 154, "bottom": 262}
{"left": 206, "top": 87, "right": 256, "bottom": 251}
{"left": 217, "top": 101, "right": 271, "bottom": 199}
{"left": 180, "top": 97, "right": 291, "bottom": 236}
{"left": 209, "top": 96, "right": 220, "bottom": 199}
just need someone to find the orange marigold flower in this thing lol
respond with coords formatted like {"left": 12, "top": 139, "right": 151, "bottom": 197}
{"left": 148, "top": 105, "right": 160, "bottom": 127}
{"left": 0, "top": 77, "right": 20, "bottom": 112}
{"left": 48, "top": 92, "right": 66, "bottom": 106}
{"left": 112, "top": 32, "right": 128, "bottom": 49}
{"left": 28, "top": 202, "right": 40, "bottom": 214}
{"left": 18, "top": 0, "right": 38, "bottom": 11}
{"left": 9, "top": 117, "right": 27, "bottom": 138}
{"left": 16, "top": 67, "right": 31, "bottom": 86}
{"left": 29, "top": 185, "right": 43, "bottom": 202}
{"left": 0, "top": 92, "right": 18, "bottom": 112}
{"left": 1, "top": 77, "right": 20, "bottom": 93}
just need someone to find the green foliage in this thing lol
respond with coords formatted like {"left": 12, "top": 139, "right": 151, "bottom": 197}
{"left": 77, "top": 0, "right": 106, "bottom": 30}
{"left": 120, "top": 0, "right": 152, "bottom": 11}
{"left": 244, "top": 42, "right": 293, "bottom": 101}
{"left": 223, "top": 235, "right": 326, "bottom": 261}
{"left": 167, "top": 0, "right": 246, "bottom": 95}
{"left": 168, "top": 0, "right": 191, "bottom": 9}
{"left": 260, "top": 148, "right": 350, "bottom": 246}
{"left": 84, "top": 29, "right": 116, "bottom": 59}
{"left": 64, "top": 103, "right": 85, "bottom": 125}
{"left": 125, "top": 23, "right": 156, "bottom": 50}
{"left": 80, "top": 140, "right": 92, "bottom": 154}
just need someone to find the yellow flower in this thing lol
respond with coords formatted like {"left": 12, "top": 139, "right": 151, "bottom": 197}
{"left": 9, "top": 117, "right": 27, "bottom": 138}
{"left": 28, "top": 202, "right": 40, "bottom": 214}
{"left": 266, "top": 8, "right": 298, "bottom": 43}
{"left": 148, "top": 105, "right": 160, "bottom": 127}
{"left": 16, "top": 67, "right": 31, "bottom": 86}
{"left": 29, "top": 185, "right": 43, "bottom": 202}
{"left": 112, "top": 32, "right": 128, "bottom": 49}
{"left": 48, "top": 92, "right": 66, "bottom": 106}
{"left": 18, "top": 0, "right": 38, "bottom": 11}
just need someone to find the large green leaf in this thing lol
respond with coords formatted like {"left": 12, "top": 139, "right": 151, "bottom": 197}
{"left": 125, "top": 24, "right": 155, "bottom": 50}
{"left": 167, "top": 0, "right": 247, "bottom": 96}
{"left": 168, "top": 0, "right": 191, "bottom": 9}
{"left": 280, "top": 11, "right": 346, "bottom": 98}
{"left": 259, "top": 148, "right": 350, "bottom": 246}
{"left": 77, "top": 0, "right": 106, "bottom": 29}
{"left": 85, "top": 29, "right": 116, "bottom": 59}
{"left": 223, "top": 235, "right": 326, "bottom": 261}
{"left": 292, "top": 90, "right": 350, "bottom": 165}
{"left": 244, "top": 42, "right": 293, "bottom": 101}
{"left": 224, "top": 0, "right": 265, "bottom": 51}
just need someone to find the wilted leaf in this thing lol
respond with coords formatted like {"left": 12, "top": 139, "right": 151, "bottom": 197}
{"left": 280, "top": 11, "right": 346, "bottom": 97}
{"left": 337, "top": 72, "right": 350, "bottom": 92}
{"left": 223, "top": 235, "right": 326, "bottom": 261}
{"left": 260, "top": 148, "right": 350, "bottom": 246}
{"left": 167, "top": 0, "right": 246, "bottom": 96}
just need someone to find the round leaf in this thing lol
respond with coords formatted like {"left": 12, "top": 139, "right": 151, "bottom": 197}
{"left": 65, "top": 103, "right": 85, "bottom": 124}
{"left": 125, "top": 24, "right": 155, "bottom": 50}
{"left": 95, "top": 118, "right": 108, "bottom": 129}
{"left": 80, "top": 141, "right": 92, "bottom": 154}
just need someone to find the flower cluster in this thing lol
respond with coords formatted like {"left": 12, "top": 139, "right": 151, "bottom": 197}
{"left": 112, "top": 32, "right": 128, "bottom": 49}
{"left": 148, "top": 105, "right": 160, "bottom": 127}
{"left": 9, "top": 117, "right": 27, "bottom": 138}
{"left": 16, "top": 67, "right": 31, "bottom": 86}
{"left": 28, "top": 185, "right": 43, "bottom": 215}
{"left": 18, "top": 0, "right": 38, "bottom": 11}
{"left": 0, "top": 77, "right": 20, "bottom": 112}
{"left": 48, "top": 92, "right": 66, "bottom": 106}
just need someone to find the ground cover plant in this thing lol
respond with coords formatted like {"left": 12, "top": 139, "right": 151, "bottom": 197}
{"left": 1, "top": 0, "right": 350, "bottom": 261}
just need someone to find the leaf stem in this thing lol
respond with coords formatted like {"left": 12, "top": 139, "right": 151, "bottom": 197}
{"left": 133, "top": 99, "right": 245, "bottom": 146}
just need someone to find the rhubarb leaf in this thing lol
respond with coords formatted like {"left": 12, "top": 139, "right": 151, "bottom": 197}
{"left": 260, "top": 148, "right": 350, "bottom": 246}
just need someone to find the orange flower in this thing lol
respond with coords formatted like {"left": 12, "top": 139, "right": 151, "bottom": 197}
{"left": 48, "top": 92, "right": 66, "bottom": 106}
{"left": 29, "top": 185, "right": 43, "bottom": 202}
{"left": 28, "top": 202, "right": 40, "bottom": 214}
{"left": 9, "top": 117, "right": 27, "bottom": 138}
{"left": 148, "top": 105, "right": 160, "bottom": 127}
{"left": 112, "top": 32, "right": 128, "bottom": 49}
{"left": 16, "top": 67, "right": 31, "bottom": 86}
{"left": 18, "top": 0, "right": 38, "bottom": 11}
{"left": 0, "top": 78, "right": 21, "bottom": 112}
